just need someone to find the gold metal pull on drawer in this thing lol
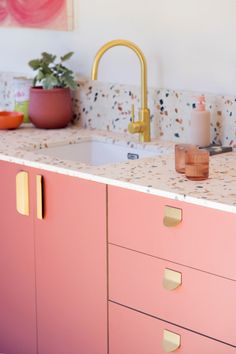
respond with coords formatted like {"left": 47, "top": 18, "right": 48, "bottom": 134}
{"left": 163, "top": 206, "right": 182, "bottom": 227}
{"left": 36, "top": 175, "right": 44, "bottom": 220}
{"left": 163, "top": 268, "right": 182, "bottom": 291}
{"left": 16, "top": 171, "right": 29, "bottom": 216}
{"left": 162, "top": 329, "right": 181, "bottom": 352}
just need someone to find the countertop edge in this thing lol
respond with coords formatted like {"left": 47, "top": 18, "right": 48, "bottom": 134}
{"left": 1, "top": 153, "right": 236, "bottom": 215}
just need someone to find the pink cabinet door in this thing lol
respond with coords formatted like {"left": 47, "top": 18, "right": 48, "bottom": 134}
{"left": 109, "top": 302, "right": 236, "bottom": 354}
{"left": 34, "top": 170, "right": 107, "bottom": 354}
{"left": 0, "top": 161, "right": 37, "bottom": 354}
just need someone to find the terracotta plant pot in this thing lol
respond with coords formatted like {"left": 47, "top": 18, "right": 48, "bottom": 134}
{"left": 29, "top": 87, "right": 73, "bottom": 129}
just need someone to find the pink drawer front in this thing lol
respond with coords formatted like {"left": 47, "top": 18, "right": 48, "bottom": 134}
{"left": 109, "top": 244, "right": 236, "bottom": 346}
{"left": 108, "top": 186, "right": 236, "bottom": 280}
{"left": 109, "top": 302, "right": 236, "bottom": 354}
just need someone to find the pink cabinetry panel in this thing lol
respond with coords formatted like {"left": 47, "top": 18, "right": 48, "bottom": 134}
{"left": 108, "top": 186, "right": 236, "bottom": 279}
{"left": 0, "top": 161, "right": 37, "bottom": 354}
{"left": 109, "top": 302, "right": 236, "bottom": 354}
{"left": 0, "top": 160, "right": 107, "bottom": 354}
{"left": 34, "top": 170, "right": 107, "bottom": 354}
{"left": 109, "top": 244, "right": 236, "bottom": 346}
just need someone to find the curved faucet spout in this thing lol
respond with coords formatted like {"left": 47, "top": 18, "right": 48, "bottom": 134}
{"left": 91, "top": 39, "right": 151, "bottom": 142}
{"left": 91, "top": 39, "right": 148, "bottom": 110}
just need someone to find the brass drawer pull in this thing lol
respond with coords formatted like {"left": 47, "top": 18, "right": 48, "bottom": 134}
{"left": 162, "top": 329, "right": 181, "bottom": 352}
{"left": 163, "top": 206, "right": 182, "bottom": 227}
{"left": 163, "top": 268, "right": 182, "bottom": 291}
{"left": 16, "top": 171, "right": 29, "bottom": 216}
{"left": 36, "top": 175, "right": 44, "bottom": 220}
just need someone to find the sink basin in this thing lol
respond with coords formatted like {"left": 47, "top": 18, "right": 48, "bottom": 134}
{"left": 38, "top": 139, "right": 164, "bottom": 166}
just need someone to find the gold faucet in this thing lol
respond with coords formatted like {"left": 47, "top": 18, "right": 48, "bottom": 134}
{"left": 91, "top": 39, "right": 151, "bottom": 142}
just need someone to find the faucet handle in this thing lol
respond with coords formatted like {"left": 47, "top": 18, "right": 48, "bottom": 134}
{"left": 128, "top": 104, "right": 143, "bottom": 135}
{"left": 130, "top": 104, "right": 135, "bottom": 123}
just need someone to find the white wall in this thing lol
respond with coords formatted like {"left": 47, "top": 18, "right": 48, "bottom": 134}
{"left": 1, "top": 0, "right": 236, "bottom": 94}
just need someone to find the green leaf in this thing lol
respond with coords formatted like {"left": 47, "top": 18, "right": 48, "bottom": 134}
{"left": 61, "top": 52, "right": 74, "bottom": 62}
{"left": 41, "top": 52, "right": 56, "bottom": 65}
{"left": 53, "top": 64, "right": 65, "bottom": 74}
{"left": 36, "top": 69, "right": 44, "bottom": 82}
{"left": 41, "top": 62, "right": 53, "bottom": 75}
{"left": 32, "top": 77, "right": 37, "bottom": 87}
{"left": 42, "top": 75, "right": 60, "bottom": 89}
{"left": 60, "top": 72, "right": 78, "bottom": 90}
{"left": 28, "top": 59, "right": 41, "bottom": 70}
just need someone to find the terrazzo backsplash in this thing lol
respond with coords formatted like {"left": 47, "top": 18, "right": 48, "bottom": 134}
{"left": 1, "top": 71, "right": 236, "bottom": 146}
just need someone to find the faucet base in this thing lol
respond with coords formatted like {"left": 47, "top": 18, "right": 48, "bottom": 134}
{"left": 128, "top": 108, "right": 151, "bottom": 142}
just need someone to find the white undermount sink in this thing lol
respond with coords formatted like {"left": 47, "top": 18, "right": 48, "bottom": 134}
{"left": 38, "top": 139, "right": 164, "bottom": 166}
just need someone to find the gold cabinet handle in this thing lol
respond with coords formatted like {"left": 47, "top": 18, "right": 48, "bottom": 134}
{"left": 163, "top": 206, "right": 182, "bottom": 227}
{"left": 36, "top": 175, "right": 44, "bottom": 220}
{"left": 162, "top": 329, "right": 181, "bottom": 352}
{"left": 16, "top": 171, "right": 29, "bottom": 216}
{"left": 163, "top": 268, "right": 182, "bottom": 291}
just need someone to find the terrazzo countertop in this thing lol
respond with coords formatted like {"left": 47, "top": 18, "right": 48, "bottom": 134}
{"left": 0, "top": 124, "right": 236, "bottom": 214}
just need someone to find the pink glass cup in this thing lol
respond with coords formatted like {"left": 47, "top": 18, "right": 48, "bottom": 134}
{"left": 175, "top": 144, "right": 197, "bottom": 173}
{"left": 185, "top": 149, "right": 209, "bottom": 181}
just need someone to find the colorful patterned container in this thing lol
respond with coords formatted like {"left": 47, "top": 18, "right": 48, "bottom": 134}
{"left": 13, "top": 77, "right": 32, "bottom": 123}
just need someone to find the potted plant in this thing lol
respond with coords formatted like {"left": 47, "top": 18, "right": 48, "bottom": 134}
{"left": 28, "top": 52, "right": 77, "bottom": 129}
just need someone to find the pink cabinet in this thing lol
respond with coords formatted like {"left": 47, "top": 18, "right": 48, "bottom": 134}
{"left": 34, "top": 169, "right": 107, "bottom": 354}
{"left": 108, "top": 185, "right": 236, "bottom": 352}
{"left": 0, "top": 161, "right": 37, "bottom": 354}
{"left": 0, "top": 161, "right": 107, "bottom": 354}
{"left": 109, "top": 302, "right": 236, "bottom": 354}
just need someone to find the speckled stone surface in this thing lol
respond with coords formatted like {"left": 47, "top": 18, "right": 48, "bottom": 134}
{"left": 0, "top": 124, "right": 236, "bottom": 214}
{"left": 75, "top": 80, "right": 236, "bottom": 147}
{"left": 2, "top": 71, "right": 236, "bottom": 146}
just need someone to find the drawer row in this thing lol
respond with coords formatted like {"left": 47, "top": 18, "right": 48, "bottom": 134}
{"left": 108, "top": 186, "right": 236, "bottom": 280}
{"left": 108, "top": 244, "right": 236, "bottom": 346}
{"left": 109, "top": 302, "right": 236, "bottom": 354}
